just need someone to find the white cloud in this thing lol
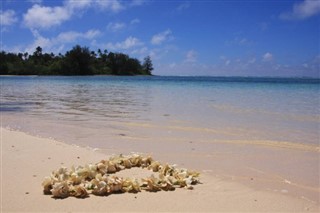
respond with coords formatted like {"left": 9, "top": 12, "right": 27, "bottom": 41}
{"left": 130, "top": 18, "right": 140, "bottom": 24}
{"left": 23, "top": 4, "right": 71, "bottom": 29}
{"left": 185, "top": 50, "right": 197, "bottom": 63}
{"left": 25, "top": 29, "right": 53, "bottom": 53}
{"left": 27, "top": 0, "right": 43, "bottom": 4}
{"left": 151, "top": 29, "right": 173, "bottom": 45}
{"left": 107, "top": 22, "right": 126, "bottom": 32}
{"left": 23, "top": 0, "right": 142, "bottom": 30}
{"left": 131, "top": 47, "right": 148, "bottom": 55}
{"left": 280, "top": 0, "right": 320, "bottom": 20}
{"left": 56, "top": 29, "right": 101, "bottom": 42}
{"left": 177, "top": 2, "right": 190, "bottom": 11}
{"left": 22, "top": 29, "right": 100, "bottom": 54}
{"left": 107, "top": 36, "right": 143, "bottom": 50}
{"left": 226, "top": 37, "right": 253, "bottom": 46}
{"left": 65, "top": 0, "right": 92, "bottom": 10}
{"left": 262, "top": 52, "right": 273, "bottom": 62}
{"left": 95, "top": 0, "right": 124, "bottom": 12}
{"left": 0, "top": 10, "right": 18, "bottom": 26}
{"left": 85, "top": 29, "right": 101, "bottom": 39}
{"left": 56, "top": 31, "right": 81, "bottom": 43}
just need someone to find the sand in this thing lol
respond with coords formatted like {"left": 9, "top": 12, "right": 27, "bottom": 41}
{"left": 1, "top": 127, "right": 319, "bottom": 212}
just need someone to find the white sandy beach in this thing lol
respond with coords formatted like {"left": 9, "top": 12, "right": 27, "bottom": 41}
{"left": 1, "top": 127, "right": 319, "bottom": 212}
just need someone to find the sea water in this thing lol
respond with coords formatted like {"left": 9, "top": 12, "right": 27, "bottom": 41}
{"left": 1, "top": 76, "right": 319, "bottom": 148}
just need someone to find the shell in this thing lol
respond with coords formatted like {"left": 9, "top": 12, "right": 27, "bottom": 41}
{"left": 70, "top": 173, "right": 82, "bottom": 185}
{"left": 108, "top": 177, "right": 123, "bottom": 193}
{"left": 106, "top": 163, "right": 117, "bottom": 173}
{"left": 148, "top": 161, "right": 161, "bottom": 172}
{"left": 142, "top": 175, "right": 162, "bottom": 192}
{"left": 160, "top": 181, "right": 175, "bottom": 191}
{"left": 51, "top": 182, "right": 70, "bottom": 198}
{"left": 129, "top": 154, "right": 142, "bottom": 167}
{"left": 42, "top": 176, "right": 53, "bottom": 195}
{"left": 92, "top": 181, "right": 108, "bottom": 196}
{"left": 141, "top": 156, "right": 153, "bottom": 167}
{"left": 71, "top": 185, "right": 88, "bottom": 198}
{"left": 122, "top": 178, "right": 141, "bottom": 193}
{"left": 122, "top": 159, "right": 132, "bottom": 169}
{"left": 97, "top": 162, "right": 108, "bottom": 174}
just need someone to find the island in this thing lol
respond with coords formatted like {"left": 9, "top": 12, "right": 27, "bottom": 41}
{"left": 0, "top": 45, "right": 153, "bottom": 76}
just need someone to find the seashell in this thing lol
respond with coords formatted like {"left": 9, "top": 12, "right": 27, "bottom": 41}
{"left": 108, "top": 176, "right": 123, "bottom": 193}
{"left": 57, "top": 167, "right": 69, "bottom": 175}
{"left": 76, "top": 164, "right": 97, "bottom": 180}
{"left": 129, "top": 154, "right": 142, "bottom": 167}
{"left": 160, "top": 181, "right": 175, "bottom": 191}
{"left": 76, "top": 166, "right": 91, "bottom": 180}
{"left": 95, "top": 173, "right": 103, "bottom": 181}
{"left": 87, "top": 164, "right": 98, "bottom": 178}
{"left": 92, "top": 181, "right": 108, "bottom": 196}
{"left": 107, "top": 163, "right": 117, "bottom": 173}
{"left": 70, "top": 185, "right": 88, "bottom": 198}
{"left": 142, "top": 175, "right": 161, "bottom": 192}
{"left": 84, "top": 181, "right": 95, "bottom": 190}
{"left": 159, "top": 164, "right": 174, "bottom": 176}
{"left": 42, "top": 176, "right": 53, "bottom": 195}
{"left": 148, "top": 161, "right": 161, "bottom": 172}
{"left": 176, "top": 171, "right": 188, "bottom": 180}
{"left": 166, "top": 176, "right": 179, "bottom": 185}
{"left": 141, "top": 156, "right": 153, "bottom": 167}
{"left": 51, "top": 182, "right": 70, "bottom": 198}
{"left": 53, "top": 167, "right": 70, "bottom": 182}
{"left": 145, "top": 179, "right": 161, "bottom": 192}
{"left": 122, "top": 159, "right": 132, "bottom": 169}
{"left": 70, "top": 173, "right": 82, "bottom": 185}
{"left": 187, "top": 170, "right": 200, "bottom": 178}
{"left": 97, "top": 162, "right": 108, "bottom": 174}
{"left": 122, "top": 178, "right": 141, "bottom": 193}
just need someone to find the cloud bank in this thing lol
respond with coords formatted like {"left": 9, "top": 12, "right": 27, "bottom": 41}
{"left": 1, "top": 10, "right": 18, "bottom": 26}
{"left": 280, "top": 0, "right": 320, "bottom": 20}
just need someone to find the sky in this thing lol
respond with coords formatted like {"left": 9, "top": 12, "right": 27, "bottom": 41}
{"left": 1, "top": 0, "right": 319, "bottom": 77}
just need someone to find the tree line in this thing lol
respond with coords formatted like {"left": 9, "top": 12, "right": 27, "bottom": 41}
{"left": 0, "top": 45, "right": 153, "bottom": 76}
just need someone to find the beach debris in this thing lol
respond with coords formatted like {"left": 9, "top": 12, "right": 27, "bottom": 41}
{"left": 42, "top": 154, "right": 200, "bottom": 199}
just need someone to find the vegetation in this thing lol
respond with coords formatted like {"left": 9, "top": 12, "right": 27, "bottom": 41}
{"left": 0, "top": 45, "right": 153, "bottom": 76}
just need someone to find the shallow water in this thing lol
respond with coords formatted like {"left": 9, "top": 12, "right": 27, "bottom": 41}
{"left": 1, "top": 76, "right": 319, "bottom": 147}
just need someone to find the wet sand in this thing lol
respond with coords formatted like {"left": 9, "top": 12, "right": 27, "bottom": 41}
{"left": 1, "top": 127, "right": 319, "bottom": 212}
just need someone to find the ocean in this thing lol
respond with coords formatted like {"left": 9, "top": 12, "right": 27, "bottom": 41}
{"left": 1, "top": 76, "right": 319, "bottom": 150}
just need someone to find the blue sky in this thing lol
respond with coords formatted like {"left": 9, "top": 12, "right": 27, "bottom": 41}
{"left": 1, "top": 0, "right": 319, "bottom": 77}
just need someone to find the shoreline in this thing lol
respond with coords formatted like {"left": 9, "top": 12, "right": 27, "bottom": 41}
{"left": 1, "top": 127, "right": 319, "bottom": 212}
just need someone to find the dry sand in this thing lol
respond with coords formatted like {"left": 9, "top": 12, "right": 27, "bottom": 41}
{"left": 1, "top": 127, "right": 319, "bottom": 212}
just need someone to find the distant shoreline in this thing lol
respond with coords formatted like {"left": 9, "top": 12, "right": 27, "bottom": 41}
{"left": 1, "top": 74, "right": 319, "bottom": 82}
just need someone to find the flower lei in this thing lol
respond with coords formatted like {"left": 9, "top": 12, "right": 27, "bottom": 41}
{"left": 42, "top": 154, "right": 200, "bottom": 198}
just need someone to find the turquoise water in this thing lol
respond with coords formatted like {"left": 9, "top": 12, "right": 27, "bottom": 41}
{"left": 1, "top": 76, "right": 319, "bottom": 147}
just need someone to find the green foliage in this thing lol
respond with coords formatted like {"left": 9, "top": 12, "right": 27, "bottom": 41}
{"left": 142, "top": 56, "right": 153, "bottom": 75}
{"left": 0, "top": 45, "right": 152, "bottom": 76}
